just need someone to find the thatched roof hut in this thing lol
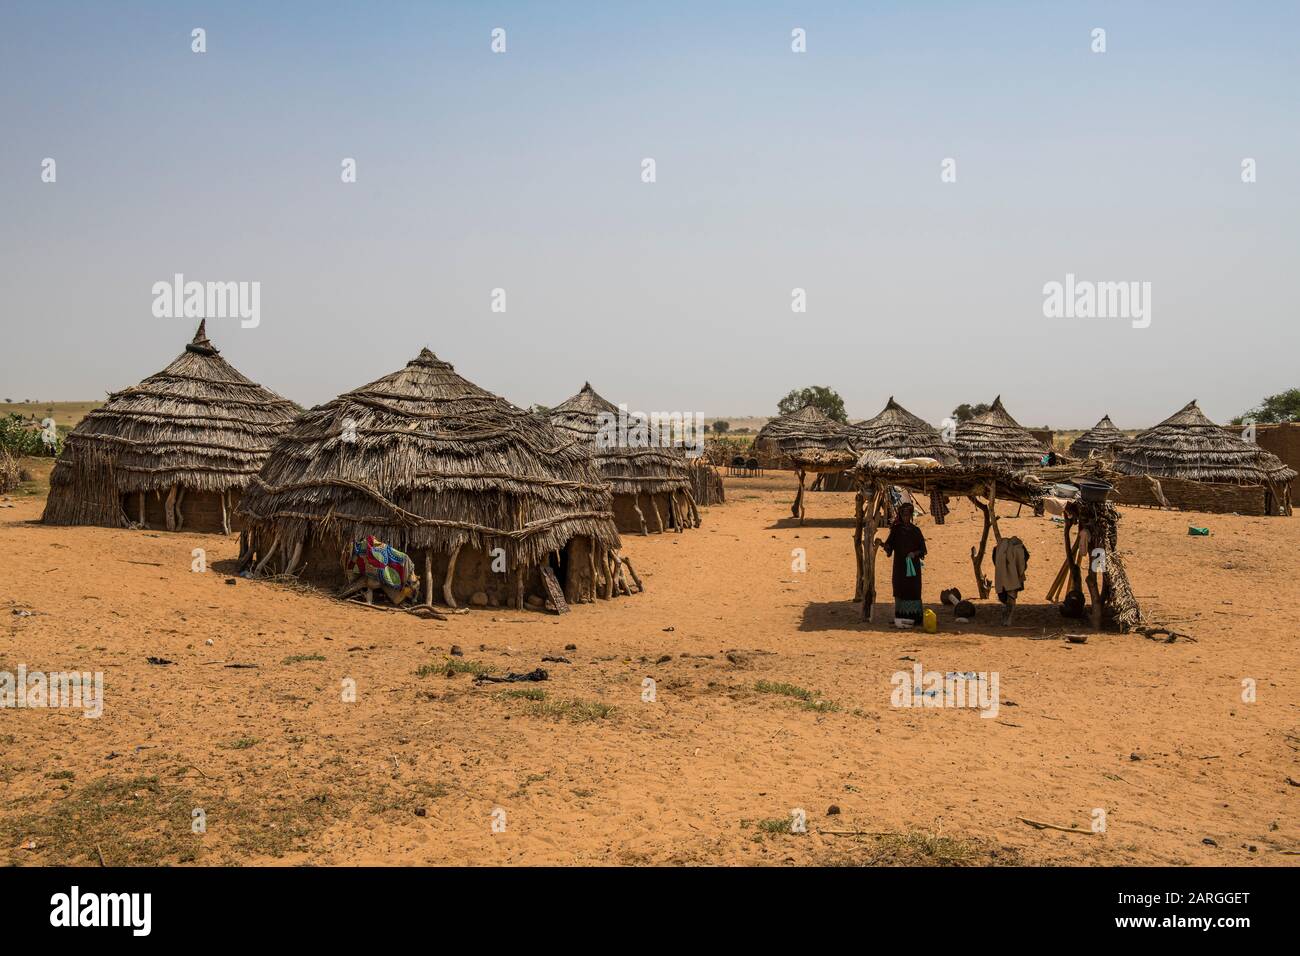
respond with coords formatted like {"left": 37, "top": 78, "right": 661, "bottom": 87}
{"left": 41, "top": 321, "right": 298, "bottom": 532}
{"left": 1256, "top": 447, "right": 1298, "bottom": 487}
{"left": 952, "top": 396, "right": 1047, "bottom": 469}
{"left": 1070, "top": 415, "right": 1125, "bottom": 459}
{"left": 238, "top": 349, "right": 632, "bottom": 610}
{"left": 1113, "top": 400, "right": 1273, "bottom": 484}
{"left": 549, "top": 383, "right": 699, "bottom": 534}
{"left": 0, "top": 448, "right": 19, "bottom": 494}
{"left": 753, "top": 404, "right": 844, "bottom": 466}
{"left": 846, "top": 397, "right": 959, "bottom": 465}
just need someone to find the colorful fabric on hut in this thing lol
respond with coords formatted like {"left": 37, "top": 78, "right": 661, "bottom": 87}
{"left": 348, "top": 536, "right": 416, "bottom": 594}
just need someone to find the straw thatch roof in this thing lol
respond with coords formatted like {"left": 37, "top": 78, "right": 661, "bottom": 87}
{"left": 548, "top": 383, "right": 692, "bottom": 498}
{"left": 1256, "top": 447, "right": 1298, "bottom": 485}
{"left": 846, "top": 397, "right": 959, "bottom": 465}
{"left": 1070, "top": 415, "right": 1125, "bottom": 459}
{"left": 952, "top": 396, "right": 1047, "bottom": 469}
{"left": 1113, "top": 400, "right": 1275, "bottom": 484}
{"left": 851, "top": 454, "right": 1046, "bottom": 505}
{"left": 42, "top": 321, "right": 299, "bottom": 526}
{"left": 754, "top": 404, "right": 843, "bottom": 446}
{"left": 238, "top": 349, "right": 621, "bottom": 568}
{"left": 756, "top": 404, "right": 851, "bottom": 468}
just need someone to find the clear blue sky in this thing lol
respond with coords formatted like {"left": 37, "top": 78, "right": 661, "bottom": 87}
{"left": 2, "top": 1, "right": 1297, "bottom": 427}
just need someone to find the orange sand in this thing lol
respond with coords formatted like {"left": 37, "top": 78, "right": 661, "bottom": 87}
{"left": 1, "top": 474, "right": 1296, "bottom": 866}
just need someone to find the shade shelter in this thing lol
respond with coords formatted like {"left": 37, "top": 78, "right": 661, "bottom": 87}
{"left": 41, "top": 321, "right": 298, "bottom": 533}
{"left": 850, "top": 454, "right": 1141, "bottom": 632}
{"left": 752, "top": 405, "right": 845, "bottom": 468}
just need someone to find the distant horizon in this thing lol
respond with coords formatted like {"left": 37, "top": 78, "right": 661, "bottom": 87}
{"left": 3, "top": 2, "right": 1297, "bottom": 429}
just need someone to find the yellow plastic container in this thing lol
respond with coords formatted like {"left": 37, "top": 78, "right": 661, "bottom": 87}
{"left": 923, "top": 608, "right": 937, "bottom": 633}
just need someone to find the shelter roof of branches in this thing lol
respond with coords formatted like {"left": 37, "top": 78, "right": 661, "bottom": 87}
{"left": 849, "top": 455, "right": 1142, "bottom": 634}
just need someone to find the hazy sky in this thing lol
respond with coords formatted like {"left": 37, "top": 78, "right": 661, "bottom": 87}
{"left": 3, "top": 1, "right": 1297, "bottom": 428}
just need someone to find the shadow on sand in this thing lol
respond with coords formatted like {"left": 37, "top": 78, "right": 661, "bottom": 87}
{"left": 799, "top": 598, "right": 1075, "bottom": 637}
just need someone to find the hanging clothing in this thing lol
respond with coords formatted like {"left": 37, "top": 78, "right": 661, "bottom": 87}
{"left": 993, "top": 536, "right": 1030, "bottom": 603}
{"left": 883, "top": 520, "right": 927, "bottom": 624}
{"left": 929, "top": 490, "right": 949, "bottom": 525}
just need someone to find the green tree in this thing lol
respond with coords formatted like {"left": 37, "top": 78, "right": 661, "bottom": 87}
{"left": 711, "top": 420, "right": 730, "bottom": 434}
{"left": 777, "top": 387, "right": 847, "bottom": 424}
{"left": 1232, "top": 388, "right": 1300, "bottom": 424}
{"left": 951, "top": 402, "right": 991, "bottom": 423}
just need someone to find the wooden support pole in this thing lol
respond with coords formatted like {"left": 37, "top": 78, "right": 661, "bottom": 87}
{"left": 137, "top": 491, "right": 146, "bottom": 527}
{"left": 254, "top": 532, "right": 282, "bottom": 576}
{"left": 621, "top": 555, "right": 644, "bottom": 592}
{"left": 793, "top": 470, "right": 807, "bottom": 524}
{"left": 650, "top": 496, "right": 665, "bottom": 533}
{"left": 443, "top": 543, "right": 461, "bottom": 608}
{"left": 969, "top": 496, "right": 993, "bottom": 600}
{"left": 284, "top": 536, "right": 304, "bottom": 576}
{"left": 174, "top": 487, "right": 186, "bottom": 531}
{"left": 862, "top": 483, "right": 882, "bottom": 621}
{"left": 164, "top": 485, "right": 177, "bottom": 532}
{"left": 220, "top": 491, "right": 230, "bottom": 535}
{"left": 852, "top": 490, "right": 865, "bottom": 601}
{"left": 633, "top": 493, "right": 648, "bottom": 535}
{"left": 424, "top": 550, "right": 434, "bottom": 607}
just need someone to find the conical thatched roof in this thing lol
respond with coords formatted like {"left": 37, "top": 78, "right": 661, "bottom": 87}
{"left": 1070, "top": 414, "right": 1125, "bottom": 459}
{"left": 548, "top": 383, "right": 692, "bottom": 497}
{"left": 952, "top": 396, "right": 1047, "bottom": 469}
{"left": 1114, "top": 400, "right": 1273, "bottom": 484}
{"left": 238, "top": 349, "right": 620, "bottom": 567}
{"left": 754, "top": 404, "right": 843, "bottom": 444}
{"left": 42, "top": 321, "right": 299, "bottom": 526}
{"left": 846, "top": 397, "right": 959, "bottom": 465}
{"left": 755, "top": 404, "right": 850, "bottom": 464}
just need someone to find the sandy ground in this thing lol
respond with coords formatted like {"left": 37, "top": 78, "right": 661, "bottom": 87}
{"left": 1, "top": 474, "right": 1296, "bottom": 867}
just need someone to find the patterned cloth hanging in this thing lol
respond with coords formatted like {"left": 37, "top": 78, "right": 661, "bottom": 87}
{"left": 347, "top": 535, "right": 416, "bottom": 594}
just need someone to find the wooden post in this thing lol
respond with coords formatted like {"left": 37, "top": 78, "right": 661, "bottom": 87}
{"left": 174, "top": 487, "right": 186, "bottom": 531}
{"left": 633, "top": 493, "right": 648, "bottom": 535}
{"left": 220, "top": 491, "right": 230, "bottom": 535}
{"left": 284, "top": 536, "right": 304, "bottom": 576}
{"left": 862, "top": 482, "right": 882, "bottom": 621}
{"left": 793, "top": 470, "right": 807, "bottom": 523}
{"left": 424, "top": 550, "right": 434, "bottom": 607}
{"left": 968, "top": 496, "right": 993, "bottom": 599}
{"left": 621, "top": 555, "right": 644, "bottom": 592}
{"left": 1046, "top": 515, "right": 1078, "bottom": 602}
{"left": 254, "top": 532, "right": 282, "bottom": 575}
{"left": 443, "top": 543, "right": 461, "bottom": 608}
{"left": 852, "top": 490, "right": 865, "bottom": 601}
{"left": 650, "top": 496, "right": 665, "bottom": 533}
{"left": 164, "top": 486, "right": 177, "bottom": 531}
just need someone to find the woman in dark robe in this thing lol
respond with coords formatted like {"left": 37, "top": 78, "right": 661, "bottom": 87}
{"left": 879, "top": 502, "right": 926, "bottom": 625}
